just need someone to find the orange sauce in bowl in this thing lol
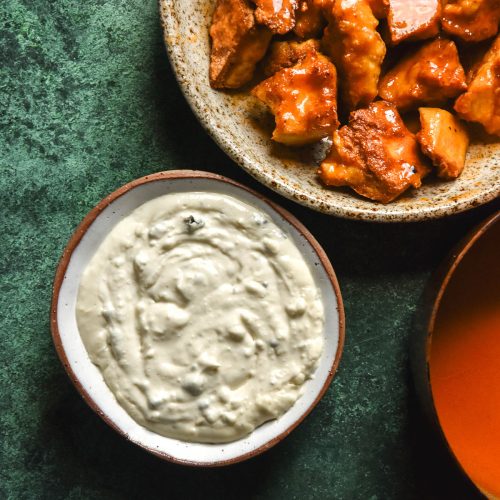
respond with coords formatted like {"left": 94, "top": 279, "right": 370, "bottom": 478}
{"left": 430, "top": 221, "right": 500, "bottom": 498}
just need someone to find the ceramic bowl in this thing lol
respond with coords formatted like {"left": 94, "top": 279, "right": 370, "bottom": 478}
{"left": 51, "top": 170, "right": 345, "bottom": 466}
{"left": 411, "top": 210, "right": 500, "bottom": 495}
{"left": 159, "top": 0, "right": 500, "bottom": 222}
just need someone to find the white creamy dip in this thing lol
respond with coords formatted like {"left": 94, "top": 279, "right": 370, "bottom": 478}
{"left": 76, "top": 192, "right": 324, "bottom": 443}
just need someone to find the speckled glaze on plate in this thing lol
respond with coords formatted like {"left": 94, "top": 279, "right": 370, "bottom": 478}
{"left": 159, "top": 0, "right": 500, "bottom": 222}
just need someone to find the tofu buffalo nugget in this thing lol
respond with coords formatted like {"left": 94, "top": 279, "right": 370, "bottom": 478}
{"left": 253, "top": 0, "right": 299, "bottom": 34}
{"left": 455, "top": 36, "right": 500, "bottom": 136}
{"left": 322, "top": 0, "right": 386, "bottom": 109}
{"left": 210, "top": 0, "right": 272, "bottom": 89}
{"left": 379, "top": 38, "right": 467, "bottom": 111}
{"left": 252, "top": 51, "right": 339, "bottom": 145}
{"left": 387, "top": 0, "right": 441, "bottom": 45}
{"left": 319, "top": 101, "right": 430, "bottom": 203}
{"left": 294, "top": 0, "right": 327, "bottom": 38}
{"left": 417, "top": 108, "right": 470, "bottom": 179}
{"left": 262, "top": 39, "right": 320, "bottom": 77}
{"left": 442, "top": 0, "right": 500, "bottom": 42}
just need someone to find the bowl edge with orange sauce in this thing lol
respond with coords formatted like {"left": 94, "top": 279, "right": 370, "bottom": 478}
{"left": 411, "top": 209, "right": 500, "bottom": 498}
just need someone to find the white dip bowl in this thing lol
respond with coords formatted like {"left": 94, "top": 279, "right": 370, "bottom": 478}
{"left": 51, "top": 170, "right": 345, "bottom": 466}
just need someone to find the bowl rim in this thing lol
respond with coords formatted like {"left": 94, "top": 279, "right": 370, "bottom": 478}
{"left": 50, "top": 169, "right": 346, "bottom": 467}
{"left": 411, "top": 208, "right": 500, "bottom": 493}
{"left": 159, "top": 0, "right": 500, "bottom": 223}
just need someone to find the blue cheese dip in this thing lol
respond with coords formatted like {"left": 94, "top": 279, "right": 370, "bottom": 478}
{"left": 76, "top": 192, "right": 324, "bottom": 443}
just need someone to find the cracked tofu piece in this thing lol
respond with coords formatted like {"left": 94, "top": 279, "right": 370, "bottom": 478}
{"left": 454, "top": 36, "right": 500, "bottom": 136}
{"left": 417, "top": 108, "right": 470, "bottom": 179}
{"left": 252, "top": 51, "right": 339, "bottom": 145}
{"left": 379, "top": 38, "right": 467, "bottom": 111}
{"left": 209, "top": 0, "right": 272, "bottom": 89}
{"left": 368, "top": 0, "right": 389, "bottom": 18}
{"left": 254, "top": 0, "right": 299, "bottom": 34}
{"left": 262, "top": 39, "right": 320, "bottom": 77}
{"left": 294, "top": 0, "right": 327, "bottom": 38}
{"left": 319, "top": 101, "right": 430, "bottom": 203}
{"left": 322, "top": 0, "right": 386, "bottom": 109}
{"left": 387, "top": 0, "right": 441, "bottom": 44}
{"left": 442, "top": 0, "right": 500, "bottom": 42}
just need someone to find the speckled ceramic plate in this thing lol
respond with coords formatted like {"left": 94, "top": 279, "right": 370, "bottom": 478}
{"left": 51, "top": 170, "right": 344, "bottom": 466}
{"left": 159, "top": 1, "right": 500, "bottom": 222}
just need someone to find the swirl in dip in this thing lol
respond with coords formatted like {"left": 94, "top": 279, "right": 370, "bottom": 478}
{"left": 76, "top": 192, "right": 324, "bottom": 443}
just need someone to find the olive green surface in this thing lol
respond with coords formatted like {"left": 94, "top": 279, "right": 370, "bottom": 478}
{"left": 0, "top": 1, "right": 496, "bottom": 499}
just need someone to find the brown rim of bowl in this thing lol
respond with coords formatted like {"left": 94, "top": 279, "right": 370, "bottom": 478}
{"left": 411, "top": 209, "right": 500, "bottom": 493}
{"left": 50, "top": 169, "right": 346, "bottom": 467}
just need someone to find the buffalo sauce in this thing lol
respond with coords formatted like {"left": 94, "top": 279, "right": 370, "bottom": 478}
{"left": 430, "top": 220, "right": 500, "bottom": 498}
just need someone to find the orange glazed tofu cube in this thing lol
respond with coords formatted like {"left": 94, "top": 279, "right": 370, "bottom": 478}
{"left": 387, "top": 0, "right": 441, "bottom": 44}
{"left": 319, "top": 101, "right": 430, "bottom": 203}
{"left": 442, "top": 0, "right": 500, "bottom": 42}
{"left": 417, "top": 108, "right": 470, "bottom": 179}
{"left": 209, "top": 0, "right": 272, "bottom": 89}
{"left": 254, "top": 0, "right": 299, "bottom": 34}
{"left": 455, "top": 36, "right": 500, "bottom": 137}
{"left": 262, "top": 39, "right": 320, "bottom": 77}
{"left": 294, "top": 0, "right": 327, "bottom": 38}
{"left": 252, "top": 52, "right": 339, "bottom": 145}
{"left": 322, "top": 0, "right": 386, "bottom": 109}
{"left": 379, "top": 38, "right": 467, "bottom": 111}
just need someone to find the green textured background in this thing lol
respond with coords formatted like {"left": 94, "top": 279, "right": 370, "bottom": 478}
{"left": 0, "top": 1, "right": 497, "bottom": 498}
